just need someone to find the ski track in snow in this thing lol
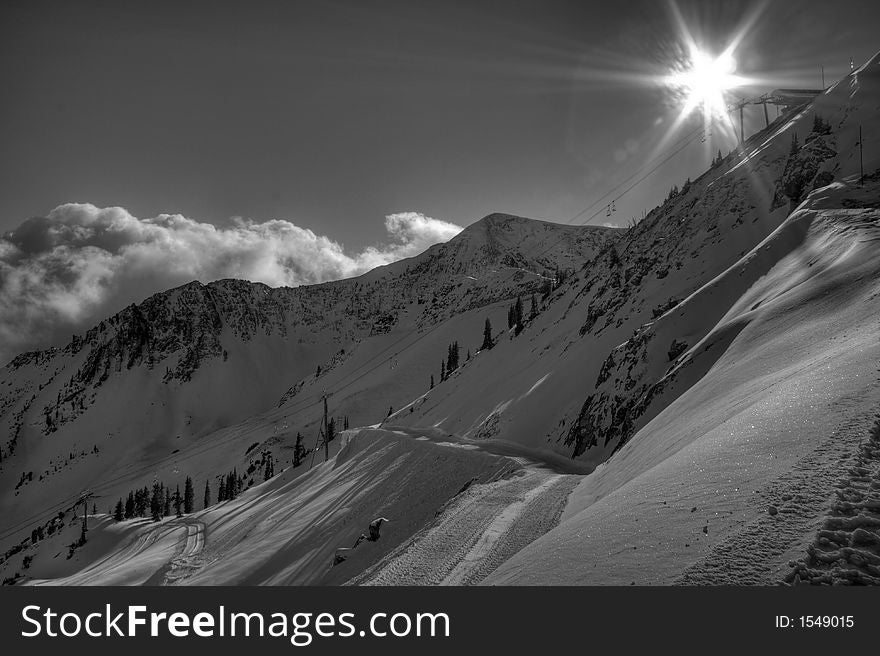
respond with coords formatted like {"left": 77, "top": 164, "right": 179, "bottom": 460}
{"left": 29, "top": 517, "right": 206, "bottom": 586}
{"left": 355, "top": 469, "right": 579, "bottom": 586}
{"left": 160, "top": 519, "right": 206, "bottom": 585}
{"left": 787, "top": 416, "right": 880, "bottom": 585}
{"left": 677, "top": 405, "right": 878, "bottom": 585}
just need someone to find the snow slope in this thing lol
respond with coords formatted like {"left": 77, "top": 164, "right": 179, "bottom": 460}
{"left": 19, "top": 429, "right": 524, "bottom": 585}
{"left": 2, "top": 53, "right": 879, "bottom": 587}
{"left": 487, "top": 180, "right": 880, "bottom": 584}
{"left": 388, "top": 51, "right": 880, "bottom": 481}
{"left": 0, "top": 216, "right": 614, "bottom": 553}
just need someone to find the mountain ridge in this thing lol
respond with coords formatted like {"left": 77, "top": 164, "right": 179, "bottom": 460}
{"left": 0, "top": 214, "right": 616, "bottom": 535}
{"left": 1, "top": 53, "right": 878, "bottom": 587}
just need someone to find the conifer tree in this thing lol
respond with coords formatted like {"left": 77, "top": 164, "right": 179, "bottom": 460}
{"left": 135, "top": 487, "right": 148, "bottom": 517}
{"left": 225, "top": 470, "right": 237, "bottom": 500}
{"left": 530, "top": 294, "right": 537, "bottom": 320}
{"left": 114, "top": 498, "right": 124, "bottom": 522}
{"left": 481, "top": 318, "right": 493, "bottom": 350}
{"left": 293, "top": 433, "right": 305, "bottom": 468}
{"left": 607, "top": 243, "right": 620, "bottom": 269}
{"left": 514, "top": 296, "right": 524, "bottom": 334}
{"left": 150, "top": 483, "right": 163, "bottom": 522}
{"left": 812, "top": 114, "right": 829, "bottom": 135}
{"left": 264, "top": 454, "right": 274, "bottom": 481}
{"left": 446, "top": 341, "right": 459, "bottom": 373}
{"left": 164, "top": 488, "right": 172, "bottom": 516}
{"left": 184, "top": 476, "right": 194, "bottom": 513}
{"left": 218, "top": 477, "right": 227, "bottom": 502}
{"left": 175, "top": 485, "right": 183, "bottom": 517}
{"left": 125, "top": 491, "right": 135, "bottom": 519}
{"left": 204, "top": 480, "right": 211, "bottom": 509}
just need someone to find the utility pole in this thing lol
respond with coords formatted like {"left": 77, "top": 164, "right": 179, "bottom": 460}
{"left": 78, "top": 491, "right": 94, "bottom": 544}
{"left": 309, "top": 407, "right": 323, "bottom": 470}
{"left": 308, "top": 392, "right": 333, "bottom": 469}
{"left": 323, "top": 394, "right": 330, "bottom": 462}
{"left": 859, "top": 125, "right": 864, "bottom": 185}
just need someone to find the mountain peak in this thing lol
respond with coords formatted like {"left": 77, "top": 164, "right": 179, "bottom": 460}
{"left": 474, "top": 212, "right": 534, "bottom": 224}
{"left": 463, "top": 213, "right": 551, "bottom": 234}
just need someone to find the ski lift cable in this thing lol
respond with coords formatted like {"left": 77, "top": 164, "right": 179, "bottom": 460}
{"left": 573, "top": 123, "right": 707, "bottom": 225}
{"left": 562, "top": 121, "right": 707, "bottom": 226}
{"left": 559, "top": 92, "right": 759, "bottom": 231}
{"left": 528, "top": 122, "right": 708, "bottom": 265}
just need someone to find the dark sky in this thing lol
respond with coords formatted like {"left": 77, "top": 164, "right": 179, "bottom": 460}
{"left": 2, "top": 0, "right": 879, "bottom": 246}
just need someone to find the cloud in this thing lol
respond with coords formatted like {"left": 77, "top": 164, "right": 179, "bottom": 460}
{"left": 0, "top": 204, "right": 462, "bottom": 364}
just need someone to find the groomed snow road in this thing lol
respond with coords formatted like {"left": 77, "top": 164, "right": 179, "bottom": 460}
{"left": 27, "top": 517, "right": 206, "bottom": 586}
{"left": 352, "top": 464, "right": 579, "bottom": 586}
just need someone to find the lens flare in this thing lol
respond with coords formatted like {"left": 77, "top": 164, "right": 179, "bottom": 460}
{"left": 666, "top": 46, "right": 746, "bottom": 120}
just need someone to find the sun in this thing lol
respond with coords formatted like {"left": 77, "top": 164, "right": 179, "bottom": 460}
{"left": 667, "top": 46, "right": 745, "bottom": 120}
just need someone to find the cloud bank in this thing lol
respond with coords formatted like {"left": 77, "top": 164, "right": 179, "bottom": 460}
{"left": 0, "top": 204, "right": 462, "bottom": 363}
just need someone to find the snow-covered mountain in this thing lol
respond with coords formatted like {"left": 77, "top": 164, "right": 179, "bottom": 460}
{"left": 0, "top": 213, "right": 615, "bottom": 557}
{"left": 395, "top": 51, "right": 880, "bottom": 471}
{"left": 1, "top": 52, "right": 878, "bottom": 587}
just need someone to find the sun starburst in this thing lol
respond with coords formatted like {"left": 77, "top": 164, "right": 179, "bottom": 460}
{"left": 666, "top": 46, "right": 746, "bottom": 121}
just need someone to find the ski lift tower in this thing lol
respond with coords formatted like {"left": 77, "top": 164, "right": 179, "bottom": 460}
{"left": 764, "top": 88, "right": 824, "bottom": 115}
{"left": 753, "top": 94, "right": 772, "bottom": 129}
{"left": 732, "top": 98, "right": 751, "bottom": 144}
{"left": 742, "top": 88, "right": 824, "bottom": 141}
